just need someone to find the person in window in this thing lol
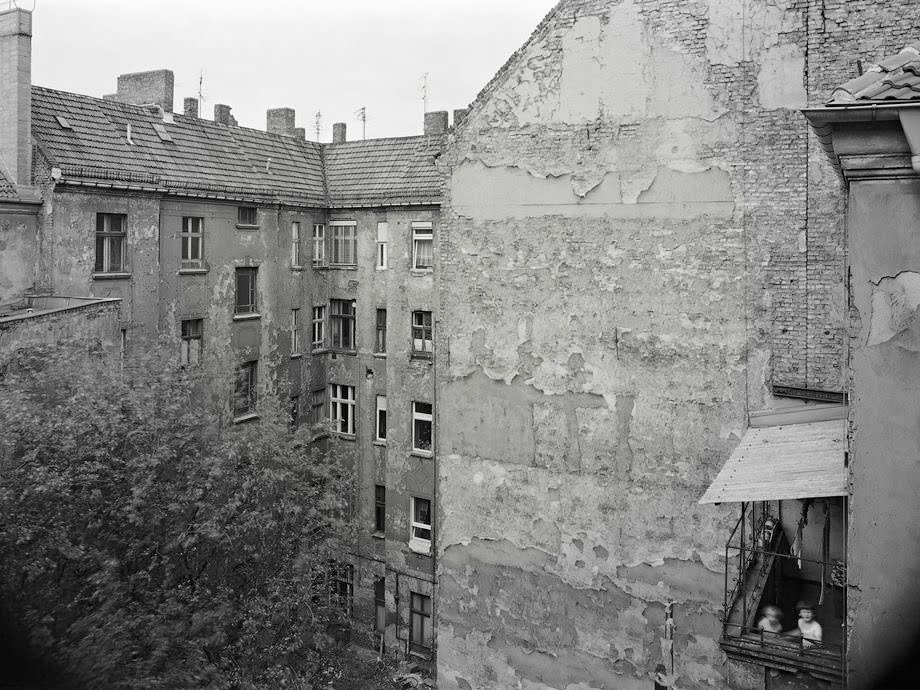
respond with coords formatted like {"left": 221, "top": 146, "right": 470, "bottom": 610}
{"left": 789, "top": 601, "right": 822, "bottom": 649}
{"left": 757, "top": 605, "right": 783, "bottom": 635}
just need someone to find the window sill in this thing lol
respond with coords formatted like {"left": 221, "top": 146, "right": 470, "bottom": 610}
{"left": 233, "top": 313, "right": 261, "bottom": 321}
{"left": 410, "top": 269, "right": 433, "bottom": 276}
{"left": 292, "top": 265, "right": 304, "bottom": 272}
{"left": 328, "top": 265, "right": 359, "bottom": 270}
{"left": 408, "top": 538, "right": 432, "bottom": 556}
{"left": 92, "top": 272, "right": 132, "bottom": 281}
{"left": 311, "top": 346, "right": 327, "bottom": 354}
{"left": 312, "top": 263, "right": 328, "bottom": 270}
{"left": 235, "top": 223, "right": 260, "bottom": 230}
{"left": 178, "top": 267, "right": 208, "bottom": 275}
{"left": 376, "top": 266, "right": 387, "bottom": 272}
{"left": 233, "top": 412, "right": 260, "bottom": 424}
{"left": 332, "top": 432, "right": 356, "bottom": 441}
{"left": 373, "top": 440, "right": 387, "bottom": 447}
{"left": 373, "top": 352, "right": 387, "bottom": 359}
{"left": 372, "top": 531, "right": 385, "bottom": 540}
{"left": 328, "top": 348, "right": 357, "bottom": 356}
{"left": 411, "top": 352, "right": 433, "bottom": 361}
{"left": 410, "top": 450, "right": 433, "bottom": 459}
{"left": 290, "top": 353, "right": 303, "bottom": 360}
{"left": 408, "top": 649, "right": 432, "bottom": 661}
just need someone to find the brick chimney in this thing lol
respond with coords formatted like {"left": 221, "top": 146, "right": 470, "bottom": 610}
{"left": 294, "top": 127, "right": 306, "bottom": 141}
{"left": 424, "top": 111, "right": 448, "bottom": 136}
{"left": 105, "top": 69, "right": 174, "bottom": 113}
{"left": 214, "top": 104, "right": 236, "bottom": 126}
{"left": 267, "top": 107, "right": 295, "bottom": 136}
{"left": 0, "top": 7, "right": 32, "bottom": 187}
{"left": 332, "top": 122, "right": 346, "bottom": 144}
{"left": 183, "top": 97, "right": 199, "bottom": 118}
{"left": 453, "top": 108, "right": 469, "bottom": 128}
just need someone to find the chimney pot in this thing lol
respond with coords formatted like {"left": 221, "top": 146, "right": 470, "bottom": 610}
{"left": 214, "top": 104, "right": 234, "bottom": 126}
{"left": 111, "top": 69, "right": 174, "bottom": 112}
{"left": 294, "top": 127, "right": 306, "bottom": 141}
{"left": 267, "top": 107, "right": 296, "bottom": 137}
{"left": 184, "top": 97, "right": 199, "bottom": 118}
{"left": 424, "top": 111, "right": 449, "bottom": 136}
{"left": 332, "top": 122, "right": 347, "bottom": 144}
{"left": 0, "top": 7, "right": 33, "bottom": 187}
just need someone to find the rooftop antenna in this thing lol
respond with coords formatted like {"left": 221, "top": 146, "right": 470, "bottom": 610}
{"left": 314, "top": 110, "right": 322, "bottom": 142}
{"left": 355, "top": 106, "right": 366, "bottom": 140}
{"left": 420, "top": 72, "right": 429, "bottom": 114}
{"left": 197, "top": 69, "right": 206, "bottom": 105}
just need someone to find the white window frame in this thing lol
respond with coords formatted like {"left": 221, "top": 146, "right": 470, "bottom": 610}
{"left": 95, "top": 213, "right": 127, "bottom": 274}
{"left": 312, "top": 223, "right": 326, "bottom": 266}
{"left": 180, "top": 318, "right": 203, "bottom": 365}
{"left": 181, "top": 216, "right": 204, "bottom": 269}
{"left": 291, "top": 221, "right": 302, "bottom": 268}
{"left": 291, "top": 308, "right": 301, "bottom": 356}
{"left": 330, "top": 299, "right": 356, "bottom": 350}
{"left": 237, "top": 206, "right": 259, "bottom": 227}
{"left": 329, "top": 383, "right": 356, "bottom": 436}
{"left": 234, "top": 267, "right": 258, "bottom": 315}
{"left": 375, "top": 395, "right": 387, "bottom": 442}
{"left": 412, "top": 401, "right": 432, "bottom": 455}
{"left": 412, "top": 310, "right": 433, "bottom": 356}
{"left": 312, "top": 305, "right": 326, "bottom": 349}
{"left": 411, "top": 221, "right": 433, "bottom": 272}
{"left": 376, "top": 221, "right": 388, "bottom": 270}
{"left": 409, "top": 496, "right": 432, "bottom": 554}
{"left": 330, "top": 221, "right": 357, "bottom": 266}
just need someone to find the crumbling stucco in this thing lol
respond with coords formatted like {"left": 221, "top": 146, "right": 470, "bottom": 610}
{"left": 866, "top": 271, "right": 920, "bottom": 347}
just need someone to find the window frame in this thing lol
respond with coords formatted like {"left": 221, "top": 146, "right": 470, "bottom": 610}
{"left": 291, "top": 221, "right": 302, "bottom": 268}
{"left": 375, "top": 395, "right": 387, "bottom": 443}
{"left": 412, "top": 401, "right": 432, "bottom": 455}
{"left": 290, "top": 395, "right": 300, "bottom": 427}
{"left": 409, "top": 496, "right": 432, "bottom": 554}
{"left": 233, "top": 360, "right": 258, "bottom": 419}
{"left": 310, "top": 388, "right": 326, "bottom": 429}
{"left": 94, "top": 212, "right": 128, "bottom": 274}
{"left": 234, "top": 267, "right": 258, "bottom": 315}
{"left": 409, "top": 591, "right": 432, "bottom": 654}
{"left": 374, "top": 577, "right": 386, "bottom": 648}
{"left": 291, "top": 307, "right": 301, "bottom": 356}
{"left": 330, "top": 221, "right": 357, "bottom": 267}
{"left": 332, "top": 562, "right": 354, "bottom": 618}
{"left": 374, "top": 484, "right": 386, "bottom": 534}
{"left": 329, "top": 383, "right": 356, "bottom": 436}
{"left": 312, "top": 223, "right": 326, "bottom": 266}
{"left": 411, "top": 310, "right": 433, "bottom": 357}
{"left": 180, "top": 318, "right": 203, "bottom": 366}
{"left": 330, "top": 299, "right": 356, "bottom": 351}
{"left": 411, "top": 221, "right": 433, "bottom": 272}
{"left": 237, "top": 206, "right": 259, "bottom": 228}
{"left": 180, "top": 216, "right": 204, "bottom": 269}
{"left": 376, "top": 221, "right": 388, "bottom": 270}
{"left": 312, "top": 305, "right": 326, "bottom": 349}
{"left": 375, "top": 308, "right": 387, "bottom": 354}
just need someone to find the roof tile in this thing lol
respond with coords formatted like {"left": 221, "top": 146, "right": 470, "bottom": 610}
{"left": 830, "top": 41, "right": 920, "bottom": 104}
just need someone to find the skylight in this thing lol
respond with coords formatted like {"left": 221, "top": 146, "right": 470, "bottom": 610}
{"left": 152, "top": 122, "right": 173, "bottom": 142}
{"left": 54, "top": 115, "right": 72, "bottom": 130}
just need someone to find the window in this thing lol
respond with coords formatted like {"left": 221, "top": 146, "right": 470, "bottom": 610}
{"left": 376, "top": 221, "right": 388, "bottom": 270}
{"left": 374, "top": 578, "right": 386, "bottom": 648}
{"left": 375, "top": 395, "right": 387, "bottom": 442}
{"left": 329, "top": 383, "right": 355, "bottom": 436}
{"left": 291, "top": 221, "right": 302, "bottom": 267}
{"left": 333, "top": 563, "right": 354, "bottom": 618}
{"left": 312, "top": 306, "right": 326, "bottom": 349}
{"left": 291, "top": 308, "right": 301, "bottom": 356}
{"left": 375, "top": 309, "right": 387, "bottom": 354}
{"left": 234, "top": 360, "right": 258, "bottom": 418}
{"left": 290, "top": 395, "right": 300, "bottom": 427}
{"left": 94, "top": 213, "right": 127, "bottom": 273}
{"left": 409, "top": 592, "right": 432, "bottom": 653}
{"left": 330, "top": 299, "right": 356, "bottom": 350}
{"left": 234, "top": 267, "right": 257, "bottom": 315}
{"left": 409, "top": 497, "right": 432, "bottom": 554}
{"left": 312, "top": 224, "right": 326, "bottom": 266}
{"left": 180, "top": 216, "right": 203, "bottom": 269}
{"left": 237, "top": 206, "right": 258, "bottom": 227}
{"left": 374, "top": 485, "right": 386, "bottom": 534}
{"left": 180, "top": 318, "right": 203, "bottom": 365}
{"left": 412, "top": 311, "right": 433, "bottom": 356}
{"left": 330, "top": 221, "right": 357, "bottom": 266}
{"left": 412, "top": 221, "right": 433, "bottom": 271}
{"left": 412, "top": 402, "right": 432, "bottom": 454}
{"left": 311, "top": 389, "right": 325, "bottom": 428}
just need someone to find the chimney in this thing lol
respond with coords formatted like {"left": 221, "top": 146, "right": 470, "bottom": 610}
{"left": 424, "top": 111, "right": 449, "bottom": 136}
{"left": 332, "top": 122, "right": 347, "bottom": 144}
{"left": 267, "top": 107, "right": 295, "bottom": 137}
{"left": 214, "top": 104, "right": 234, "bottom": 126}
{"left": 110, "top": 69, "right": 174, "bottom": 112}
{"left": 0, "top": 7, "right": 32, "bottom": 187}
{"left": 453, "top": 108, "right": 469, "bottom": 128}
{"left": 183, "top": 97, "right": 199, "bottom": 118}
{"left": 293, "top": 127, "right": 306, "bottom": 142}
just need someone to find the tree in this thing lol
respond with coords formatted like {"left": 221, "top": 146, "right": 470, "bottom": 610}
{"left": 0, "top": 342, "right": 376, "bottom": 688}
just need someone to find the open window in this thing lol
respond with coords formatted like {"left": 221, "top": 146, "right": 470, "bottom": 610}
{"left": 701, "top": 410, "right": 847, "bottom": 683}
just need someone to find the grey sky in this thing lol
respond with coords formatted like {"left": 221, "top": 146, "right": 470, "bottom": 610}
{"left": 29, "top": 0, "right": 558, "bottom": 140}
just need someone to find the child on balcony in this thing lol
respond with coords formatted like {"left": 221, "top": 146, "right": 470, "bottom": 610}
{"left": 757, "top": 605, "right": 783, "bottom": 635}
{"left": 790, "top": 601, "right": 823, "bottom": 649}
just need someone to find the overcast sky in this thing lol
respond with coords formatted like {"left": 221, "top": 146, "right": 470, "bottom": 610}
{"left": 28, "top": 0, "right": 557, "bottom": 140}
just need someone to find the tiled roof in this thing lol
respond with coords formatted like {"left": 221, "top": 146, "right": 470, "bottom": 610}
{"left": 30, "top": 86, "right": 443, "bottom": 207}
{"left": 0, "top": 167, "right": 16, "bottom": 199}
{"left": 324, "top": 135, "right": 445, "bottom": 207}
{"left": 830, "top": 42, "right": 920, "bottom": 104}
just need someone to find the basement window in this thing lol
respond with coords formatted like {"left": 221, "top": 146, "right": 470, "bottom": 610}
{"left": 54, "top": 115, "right": 73, "bottom": 130}
{"left": 152, "top": 122, "right": 173, "bottom": 142}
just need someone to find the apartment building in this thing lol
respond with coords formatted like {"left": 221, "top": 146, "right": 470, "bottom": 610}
{"left": 0, "top": 4, "right": 452, "bottom": 667}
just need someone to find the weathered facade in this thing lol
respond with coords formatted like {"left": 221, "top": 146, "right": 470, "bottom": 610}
{"left": 435, "top": 1, "right": 918, "bottom": 688}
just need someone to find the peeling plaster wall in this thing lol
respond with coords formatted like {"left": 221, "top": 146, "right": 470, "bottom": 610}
{"left": 433, "top": 0, "right": 905, "bottom": 687}
{"left": 845, "top": 179, "right": 920, "bottom": 690}
{"left": 0, "top": 206, "right": 38, "bottom": 303}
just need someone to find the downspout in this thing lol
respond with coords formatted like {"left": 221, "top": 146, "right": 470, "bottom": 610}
{"left": 897, "top": 110, "right": 920, "bottom": 173}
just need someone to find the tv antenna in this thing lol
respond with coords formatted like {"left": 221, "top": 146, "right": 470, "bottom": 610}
{"left": 420, "top": 72, "right": 429, "bottom": 114}
{"left": 197, "top": 69, "right": 206, "bottom": 104}
{"left": 314, "top": 110, "right": 322, "bottom": 141}
{"left": 355, "top": 106, "right": 366, "bottom": 140}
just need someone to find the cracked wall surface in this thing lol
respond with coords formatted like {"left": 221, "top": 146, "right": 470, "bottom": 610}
{"left": 435, "top": 0, "right": 918, "bottom": 687}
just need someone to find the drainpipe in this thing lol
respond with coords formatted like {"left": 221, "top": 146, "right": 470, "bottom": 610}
{"left": 898, "top": 110, "right": 920, "bottom": 173}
